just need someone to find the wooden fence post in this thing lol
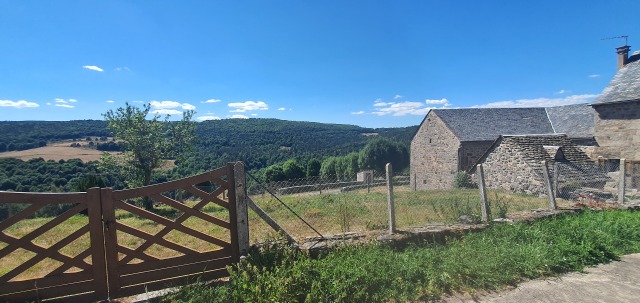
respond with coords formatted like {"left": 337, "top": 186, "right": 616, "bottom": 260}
{"left": 542, "top": 160, "right": 557, "bottom": 210}
{"left": 87, "top": 187, "right": 109, "bottom": 301}
{"left": 619, "top": 159, "right": 626, "bottom": 204}
{"left": 553, "top": 162, "right": 559, "bottom": 197}
{"left": 386, "top": 163, "right": 396, "bottom": 234}
{"left": 476, "top": 164, "right": 489, "bottom": 222}
{"left": 233, "top": 162, "right": 250, "bottom": 256}
{"left": 100, "top": 187, "right": 120, "bottom": 299}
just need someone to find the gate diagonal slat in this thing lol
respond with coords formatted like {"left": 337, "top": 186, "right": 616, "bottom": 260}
{"left": 149, "top": 193, "right": 231, "bottom": 229}
{"left": 117, "top": 244, "right": 159, "bottom": 262}
{"left": 0, "top": 225, "right": 91, "bottom": 283}
{"left": 118, "top": 248, "right": 233, "bottom": 275}
{"left": 48, "top": 249, "right": 92, "bottom": 277}
{"left": 111, "top": 168, "right": 228, "bottom": 201}
{"left": 115, "top": 201, "right": 231, "bottom": 263}
{"left": 0, "top": 203, "right": 85, "bottom": 259}
{"left": 0, "top": 203, "right": 45, "bottom": 232}
{"left": 117, "top": 222, "right": 199, "bottom": 256}
{"left": 182, "top": 185, "right": 229, "bottom": 209}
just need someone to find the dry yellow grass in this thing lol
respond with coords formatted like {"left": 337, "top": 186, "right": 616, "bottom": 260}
{"left": 0, "top": 138, "right": 120, "bottom": 162}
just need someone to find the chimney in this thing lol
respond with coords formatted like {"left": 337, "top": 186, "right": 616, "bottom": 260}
{"left": 616, "top": 45, "right": 631, "bottom": 70}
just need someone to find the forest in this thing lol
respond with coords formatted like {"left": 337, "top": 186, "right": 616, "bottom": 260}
{"left": 0, "top": 118, "right": 417, "bottom": 194}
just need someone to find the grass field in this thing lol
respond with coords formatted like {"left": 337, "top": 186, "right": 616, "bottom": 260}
{"left": 0, "top": 139, "right": 113, "bottom": 162}
{"left": 0, "top": 187, "right": 559, "bottom": 281}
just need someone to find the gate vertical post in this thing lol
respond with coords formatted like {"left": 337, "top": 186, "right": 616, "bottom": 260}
{"left": 100, "top": 187, "right": 120, "bottom": 298}
{"left": 386, "top": 163, "right": 396, "bottom": 234}
{"left": 234, "top": 162, "right": 250, "bottom": 256}
{"left": 87, "top": 187, "right": 109, "bottom": 301}
{"left": 476, "top": 164, "right": 490, "bottom": 222}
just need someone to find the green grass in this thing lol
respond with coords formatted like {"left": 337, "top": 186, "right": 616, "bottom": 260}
{"left": 157, "top": 210, "right": 640, "bottom": 303}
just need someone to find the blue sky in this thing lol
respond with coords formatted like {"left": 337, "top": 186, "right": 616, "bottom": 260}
{"left": 1, "top": 1, "right": 638, "bottom": 128}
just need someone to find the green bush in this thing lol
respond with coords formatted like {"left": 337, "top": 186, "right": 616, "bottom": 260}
{"left": 453, "top": 171, "right": 476, "bottom": 189}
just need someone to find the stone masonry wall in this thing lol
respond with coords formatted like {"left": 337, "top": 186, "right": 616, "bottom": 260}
{"left": 593, "top": 101, "right": 640, "bottom": 160}
{"left": 481, "top": 139, "right": 546, "bottom": 195}
{"left": 460, "top": 141, "right": 494, "bottom": 171}
{"left": 410, "top": 112, "right": 460, "bottom": 190}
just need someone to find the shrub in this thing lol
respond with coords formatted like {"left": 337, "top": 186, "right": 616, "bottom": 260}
{"left": 453, "top": 171, "right": 476, "bottom": 189}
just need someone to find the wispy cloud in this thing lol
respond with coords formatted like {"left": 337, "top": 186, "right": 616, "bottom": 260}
{"left": 83, "top": 65, "right": 104, "bottom": 72}
{"left": 228, "top": 101, "right": 269, "bottom": 112}
{"left": 472, "top": 94, "right": 598, "bottom": 108}
{"left": 277, "top": 107, "right": 286, "bottom": 111}
{"left": 588, "top": 74, "right": 600, "bottom": 78}
{"left": 152, "top": 109, "right": 182, "bottom": 115}
{"left": 394, "top": 95, "right": 403, "bottom": 99}
{"left": 371, "top": 98, "right": 451, "bottom": 116}
{"left": 202, "top": 99, "right": 222, "bottom": 103}
{"left": 351, "top": 111, "right": 365, "bottom": 115}
{"left": 229, "top": 114, "right": 249, "bottom": 119}
{"left": 115, "top": 67, "right": 130, "bottom": 72}
{"left": 55, "top": 104, "right": 75, "bottom": 108}
{"left": 133, "top": 100, "right": 144, "bottom": 103}
{"left": 54, "top": 98, "right": 77, "bottom": 105}
{"left": 197, "top": 115, "right": 221, "bottom": 121}
{"left": 106, "top": 100, "right": 115, "bottom": 103}
{"left": 0, "top": 100, "right": 39, "bottom": 108}
{"left": 554, "top": 89, "right": 568, "bottom": 95}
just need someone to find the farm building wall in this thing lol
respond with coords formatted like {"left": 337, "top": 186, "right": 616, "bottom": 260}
{"left": 479, "top": 139, "right": 546, "bottom": 195}
{"left": 593, "top": 101, "right": 640, "bottom": 160}
{"left": 410, "top": 112, "right": 461, "bottom": 190}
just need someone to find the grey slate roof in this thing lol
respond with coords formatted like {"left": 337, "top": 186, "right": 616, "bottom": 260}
{"left": 433, "top": 108, "right": 554, "bottom": 142}
{"left": 545, "top": 103, "right": 595, "bottom": 138}
{"left": 592, "top": 58, "right": 640, "bottom": 105}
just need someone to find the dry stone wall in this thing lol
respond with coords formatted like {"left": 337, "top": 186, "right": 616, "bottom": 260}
{"left": 480, "top": 139, "right": 546, "bottom": 195}
{"left": 593, "top": 101, "right": 640, "bottom": 160}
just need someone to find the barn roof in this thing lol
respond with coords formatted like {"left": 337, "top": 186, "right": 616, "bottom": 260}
{"left": 432, "top": 108, "right": 554, "bottom": 142}
{"left": 545, "top": 103, "right": 595, "bottom": 138}
{"left": 591, "top": 56, "right": 640, "bottom": 105}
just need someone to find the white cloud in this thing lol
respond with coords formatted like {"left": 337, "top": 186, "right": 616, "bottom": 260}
{"left": 588, "top": 74, "right": 600, "bottom": 78}
{"left": 133, "top": 100, "right": 144, "bottom": 103}
{"left": 55, "top": 98, "right": 66, "bottom": 103}
{"left": 228, "top": 101, "right": 269, "bottom": 112}
{"left": 46, "top": 102, "right": 51, "bottom": 106}
{"left": 202, "top": 99, "right": 222, "bottom": 103}
{"left": 351, "top": 111, "right": 366, "bottom": 115}
{"left": 472, "top": 94, "right": 598, "bottom": 108}
{"left": 115, "top": 67, "right": 130, "bottom": 71}
{"left": 372, "top": 101, "right": 433, "bottom": 116}
{"left": 251, "top": 113, "right": 258, "bottom": 116}
{"left": 394, "top": 95, "right": 403, "bottom": 99}
{"left": 55, "top": 98, "right": 77, "bottom": 104}
{"left": 0, "top": 100, "right": 39, "bottom": 108}
{"left": 149, "top": 100, "right": 196, "bottom": 114}
{"left": 277, "top": 107, "right": 286, "bottom": 111}
{"left": 152, "top": 109, "right": 182, "bottom": 115}
{"left": 55, "top": 103, "right": 75, "bottom": 108}
{"left": 554, "top": 89, "right": 567, "bottom": 95}
{"left": 425, "top": 98, "right": 449, "bottom": 105}
{"left": 106, "top": 100, "right": 115, "bottom": 103}
{"left": 69, "top": 99, "right": 77, "bottom": 103}
{"left": 374, "top": 101, "right": 389, "bottom": 107}
{"left": 83, "top": 65, "right": 104, "bottom": 72}
{"left": 230, "top": 114, "right": 249, "bottom": 119}
{"left": 197, "top": 115, "right": 221, "bottom": 121}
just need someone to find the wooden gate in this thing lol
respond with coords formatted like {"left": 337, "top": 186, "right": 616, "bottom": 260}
{"left": 0, "top": 163, "right": 243, "bottom": 302}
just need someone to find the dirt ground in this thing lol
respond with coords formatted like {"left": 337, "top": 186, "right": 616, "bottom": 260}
{"left": 0, "top": 145, "right": 107, "bottom": 162}
{"left": 444, "top": 253, "right": 640, "bottom": 303}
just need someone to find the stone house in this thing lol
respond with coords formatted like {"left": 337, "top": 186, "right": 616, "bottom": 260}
{"left": 590, "top": 45, "right": 640, "bottom": 160}
{"left": 410, "top": 104, "right": 595, "bottom": 190}
{"left": 469, "top": 134, "right": 605, "bottom": 195}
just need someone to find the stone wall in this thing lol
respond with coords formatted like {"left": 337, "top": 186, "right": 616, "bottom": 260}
{"left": 460, "top": 141, "right": 494, "bottom": 171}
{"left": 480, "top": 139, "right": 547, "bottom": 195}
{"left": 410, "top": 112, "right": 460, "bottom": 190}
{"left": 593, "top": 101, "right": 640, "bottom": 160}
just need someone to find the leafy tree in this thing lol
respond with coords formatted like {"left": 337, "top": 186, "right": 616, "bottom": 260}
{"left": 320, "top": 157, "right": 338, "bottom": 179}
{"left": 306, "top": 158, "right": 321, "bottom": 177}
{"left": 282, "top": 159, "right": 305, "bottom": 180}
{"left": 264, "top": 164, "right": 286, "bottom": 183}
{"left": 358, "top": 138, "right": 409, "bottom": 173}
{"left": 101, "top": 103, "right": 195, "bottom": 209}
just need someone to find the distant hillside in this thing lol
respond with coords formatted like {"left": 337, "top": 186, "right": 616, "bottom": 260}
{"left": 0, "top": 119, "right": 418, "bottom": 172}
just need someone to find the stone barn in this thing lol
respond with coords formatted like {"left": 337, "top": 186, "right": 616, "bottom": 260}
{"left": 410, "top": 104, "right": 595, "bottom": 190}
{"left": 470, "top": 134, "right": 605, "bottom": 195}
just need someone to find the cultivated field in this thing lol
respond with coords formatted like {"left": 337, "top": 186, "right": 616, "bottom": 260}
{"left": 0, "top": 139, "right": 117, "bottom": 162}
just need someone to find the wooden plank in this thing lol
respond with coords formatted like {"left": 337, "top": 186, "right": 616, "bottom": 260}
{"left": 0, "top": 204, "right": 45, "bottom": 232}
{"left": 82, "top": 187, "right": 108, "bottom": 300}
{"left": 181, "top": 185, "right": 229, "bottom": 209}
{"left": 114, "top": 268, "right": 229, "bottom": 299}
{"left": 100, "top": 187, "right": 121, "bottom": 297}
{"left": 112, "top": 168, "right": 227, "bottom": 200}
{"left": 0, "top": 203, "right": 85, "bottom": 260}
{"left": 47, "top": 249, "right": 91, "bottom": 276}
{"left": 247, "top": 198, "right": 295, "bottom": 243}
{"left": 0, "top": 225, "right": 90, "bottom": 283}
{"left": 0, "top": 279, "right": 96, "bottom": 303}
{"left": 115, "top": 201, "right": 231, "bottom": 249}
{"left": 119, "top": 248, "right": 232, "bottom": 275}
{"left": 117, "top": 223, "right": 200, "bottom": 256}
{"left": 119, "top": 257, "right": 233, "bottom": 286}
{"left": 116, "top": 244, "right": 159, "bottom": 262}
{"left": 233, "top": 162, "right": 250, "bottom": 256}
{"left": 226, "top": 162, "right": 240, "bottom": 261}
{"left": 0, "top": 191, "right": 87, "bottom": 204}
{"left": 0, "top": 272, "right": 93, "bottom": 296}
{"left": 148, "top": 193, "right": 231, "bottom": 229}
